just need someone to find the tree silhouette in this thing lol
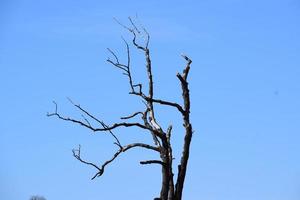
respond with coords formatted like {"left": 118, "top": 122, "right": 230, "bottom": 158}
{"left": 48, "top": 17, "right": 193, "bottom": 200}
{"left": 29, "top": 195, "right": 46, "bottom": 200}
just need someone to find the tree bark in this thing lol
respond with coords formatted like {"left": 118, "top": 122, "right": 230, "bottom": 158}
{"left": 160, "top": 137, "right": 171, "bottom": 200}
{"left": 174, "top": 56, "right": 193, "bottom": 200}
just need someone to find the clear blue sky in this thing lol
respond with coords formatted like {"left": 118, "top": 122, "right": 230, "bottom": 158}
{"left": 1, "top": 0, "right": 300, "bottom": 199}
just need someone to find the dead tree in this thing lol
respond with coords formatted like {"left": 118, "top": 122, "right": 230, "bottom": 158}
{"left": 48, "top": 18, "right": 193, "bottom": 200}
{"left": 30, "top": 196, "right": 46, "bottom": 200}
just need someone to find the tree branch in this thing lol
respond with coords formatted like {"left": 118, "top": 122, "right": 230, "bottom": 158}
{"left": 73, "top": 143, "right": 160, "bottom": 180}
{"left": 140, "top": 160, "right": 165, "bottom": 166}
{"left": 47, "top": 101, "right": 159, "bottom": 133}
{"left": 146, "top": 97, "right": 185, "bottom": 115}
{"left": 72, "top": 145, "right": 102, "bottom": 180}
{"left": 47, "top": 101, "right": 98, "bottom": 132}
{"left": 120, "top": 111, "right": 143, "bottom": 120}
{"left": 174, "top": 55, "right": 193, "bottom": 200}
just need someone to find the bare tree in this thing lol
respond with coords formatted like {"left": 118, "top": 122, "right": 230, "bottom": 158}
{"left": 30, "top": 195, "right": 46, "bottom": 200}
{"left": 48, "top": 17, "right": 193, "bottom": 200}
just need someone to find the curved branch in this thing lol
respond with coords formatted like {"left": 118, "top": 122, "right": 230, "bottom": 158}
{"left": 146, "top": 97, "right": 185, "bottom": 115}
{"left": 74, "top": 143, "right": 160, "bottom": 180}
{"left": 72, "top": 145, "right": 102, "bottom": 180}
{"left": 47, "top": 101, "right": 158, "bottom": 133}
{"left": 121, "top": 111, "right": 143, "bottom": 120}
{"left": 94, "top": 122, "right": 151, "bottom": 132}
{"left": 47, "top": 102, "right": 97, "bottom": 132}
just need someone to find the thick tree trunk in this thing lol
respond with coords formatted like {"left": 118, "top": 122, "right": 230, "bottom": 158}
{"left": 160, "top": 164, "right": 170, "bottom": 200}
{"left": 160, "top": 139, "right": 171, "bottom": 200}
{"left": 174, "top": 123, "right": 193, "bottom": 200}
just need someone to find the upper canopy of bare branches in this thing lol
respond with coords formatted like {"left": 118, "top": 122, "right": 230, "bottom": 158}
{"left": 48, "top": 17, "right": 193, "bottom": 200}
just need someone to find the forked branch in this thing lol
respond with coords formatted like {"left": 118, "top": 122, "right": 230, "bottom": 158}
{"left": 47, "top": 101, "right": 162, "bottom": 137}
{"left": 73, "top": 143, "right": 160, "bottom": 180}
{"left": 49, "top": 17, "right": 193, "bottom": 200}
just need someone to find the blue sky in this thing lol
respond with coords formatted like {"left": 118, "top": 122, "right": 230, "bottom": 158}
{"left": 1, "top": 0, "right": 300, "bottom": 199}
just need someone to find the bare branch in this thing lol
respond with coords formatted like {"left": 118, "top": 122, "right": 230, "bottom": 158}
{"left": 166, "top": 125, "right": 175, "bottom": 200}
{"left": 47, "top": 102, "right": 98, "bottom": 132}
{"left": 112, "top": 18, "right": 165, "bottom": 141}
{"left": 99, "top": 121, "right": 122, "bottom": 148}
{"left": 68, "top": 98, "right": 149, "bottom": 135}
{"left": 49, "top": 18, "right": 194, "bottom": 200}
{"left": 72, "top": 145, "right": 102, "bottom": 180}
{"left": 141, "top": 107, "right": 162, "bottom": 146}
{"left": 129, "top": 16, "right": 150, "bottom": 49}
{"left": 123, "top": 142, "right": 160, "bottom": 152}
{"left": 107, "top": 48, "right": 120, "bottom": 64}
{"left": 177, "top": 54, "right": 192, "bottom": 82}
{"left": 67, "top": 97, "right": 101, "bottom": 124}
{"left": 67, "top": 98, "right": 122, "bottom": 147}
{"left": 49, "top": 107, "right": 158, "bottom": 135}
{"left": 89, "top": 142, "right": 160, "bottom": 179}
{"left": 106, "top": 47, "right": 129, "bottom": 72}
{"left": 95, "top": 122, "right": 152, "bottom": 132}
{"left": 166, "top": 125, "right": 173, "bottom": 143}
{"left": 128, "top": 17, "right": 141, "bottom": 34}
{"left": 48, "top": 99, "right": 164, "bottom": 148}
{"left": 145, "top": 97, "right": 185, "bottom": 115}
{"left": 113, "top": 17, "right": 133, "bottom": 32}
{"left": 144, "top": 27, "right": 150, "bottom": 49}
{"left": 121, "top": 111, "right": 143, "bottom": 120}
{"left": 175, "top": 55, "right": 193, "bottom": 200}
{"left": 132, "top": 83, "right": 143, "bottom": 94}
{"left": 140, "top": 160, "right": 165, "bottom": 166}
{"left": 106, "top": 38, "right": 140, "bottom": 94}
{"left": 123, "top": 38, "right": 135, "bottom": 92}
{"left": 73, "top": 142, "right": 159, "bottom": 180}
{"left": 114, "top": 17, "right": 147, "bottom": 51}
{"left": 81, "top": 114, "right": 92, "bottom": 127}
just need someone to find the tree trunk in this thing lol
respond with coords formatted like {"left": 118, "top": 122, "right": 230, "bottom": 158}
{"left": 160, "top": 139, "right": 171, "bottom": 200}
